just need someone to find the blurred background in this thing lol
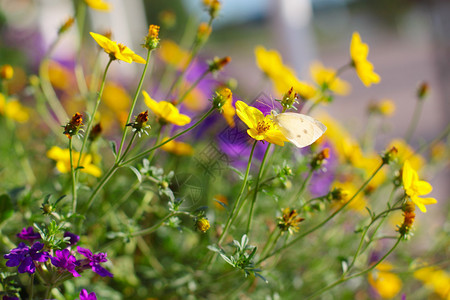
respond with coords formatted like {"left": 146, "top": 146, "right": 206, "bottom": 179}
{"left": 1, "top": 0, "right": 448, "bottom": 253}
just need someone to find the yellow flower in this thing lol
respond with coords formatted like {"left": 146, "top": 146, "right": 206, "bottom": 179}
{"left": 0, "top": 64, "right": 14, "bottom": 80}
{"left": 254, "top": 46, "right": 316, "bottom": 99}
{"left": 235, "top": 100, "right": 288, "bottom": 146}
{"left": 387, "top": 139, "right": 425, "bottom": 170}
{"left": 213, "top": 87, "right": 235, "bottom": 128}
{"left": 0, "top": 94, "right": 30, "bottom": 123}
{"left": 332, "top": 181, "right": 368, "bottom": 213}
{"left": 90, "top": 32, "right": 145, "bottom": 64}
{"left": 84, "top": 0, "right": 111, "bottom": 11}
{"left": 310, "top": 61, "right": 350, "bottom": 95}
{"left": 402, "top": 160, "right": 437, "bottom": 213}
{"left": 414, "top": 266, "right": 450, "bottom": 299}
{"left": 196, "top": 218, "right": 210, "bottom": 233}
{"left": 159, "top": 40, "right": 189, "bottom": 69}
{"left": 47, "top": 146, "right": 102, "bottom": 177}
{"left": 368, "top": 262, "right": 402, "bottom": 299}
{"left": 160, "top": 138, "right": 194, "bottom": 156}
{"left": 350, "top": 32, "right": 380, "bottom": 87}
{"left": 142, "top": 91, "right": 191, "bottom": 126}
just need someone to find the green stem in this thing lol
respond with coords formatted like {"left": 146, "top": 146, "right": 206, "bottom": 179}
{"left": 307, "top": 237, "right": 402, "bottom": 299}
{"left": 258, "top": 161, "right": 386, "bottom": 264}
{"left": 29, "top": 273, "right": 34, "bottom": 300}
{"left": 131, "top": 211, "right": 191, "bottom": 237}
{"left": 246, "top": 144, "right": 272, "bottom": 234}
{"left": 217, "top": 141, "right": 257, "bottom": 246}
{"left": 416, "top": 122, "right": 450, "bottom": 155}
{"left": 76, "top": 58, "right": 113, "bottom": 168}
{"left": 69, "top": 138, "right": 77, "bottom": 213}
{"left": 261, "top": 228, "right": 282, "bottom": 259}
{"left": 118, "top": 131, "right": 138, "bottom": 163}
{"left": 116, "top": 49, "right": 153, "bottom": 161}
{"left": 121, "top": 108, "right": 215, "bottom": 165}
{"left": 405, "top": 98, "right": 424, "bottom": 143}
{"left": 85, "top": 163, "right": 118, "bottom": 212}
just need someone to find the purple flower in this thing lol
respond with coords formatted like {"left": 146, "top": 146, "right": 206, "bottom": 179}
{"left": 77, "top": 247, "right": 113, "bottom": 277}
{"left": 64, "top": 231, "right": 80, "bottom": 246}
{"left": 79, "top": 289, "right": 97, "bottom": 300}
{"left": 16, "top": 226, "right": 41, "bottom": 242}
{"left": 51, "top": 249, "right": 80, "bottom": 277}
{"left": 4, "top": 242, "right": 49, "bottom": 274}
{"left": 3, "top": 296, "right": 20, "bottom": 300}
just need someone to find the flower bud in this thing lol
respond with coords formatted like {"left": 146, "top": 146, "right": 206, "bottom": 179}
{"left": 126, "top": 111, "right": 151, "bottom": 137}
{"left": 63, "top": 112, "right": 84, "bottom": 139}
{"left": 208, "top": 56, "right": 231, "bottom": 73}
{"left": 212, "top": 87, "right": 232, "bottom": 112}
{"left": 310, "top": 148, "right": 330, "bottom": 170}
{"left": 196, "top": 218, "right": 210, "bottom": 233}
{"left": 0, "top": 65, "right": 14, "bottom": 80}
{"left": 203, "top": 0, "right": 221, "bottom": 19}
{"left": 89, "top": 123, "right": 102, "bottom": 141}
{"left": 381, "top": 146, "right": 398, "bottom": 165}
{"left": 417, "top": 82, "right": 429, "bottom": 100}
{"left": 58, "top": 17, "right": 75, "bottom": 34}
{"left": 279, "top": 87, "right": 299, "bottom": 111}
{"left": 277, "top": 208, "right": 304, "bottom": 234}
{"left": 144, "top": 25, "right": 160, "bottom": 50}
{"left": 196, "top": 23, "right": 212, "bottom": 46}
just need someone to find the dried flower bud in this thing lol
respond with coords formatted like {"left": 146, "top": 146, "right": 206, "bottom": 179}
{"left": 0, "top": 65, "right": 14, "bottom": 80}
{"left": 381, "top": 146, "right": 398, "bottom": 165}
{"left": 310, "top": 148, "right": 330, "bottom": 170}
{"left": 279, "top": 87, "right": 299, "bottom": 111}
{"left": 63, "top": 112, "right": 84, "bottom": 139}
{"left": 277, "top": 208, "right": 305, "bottom": 234}
{"left": 145, "top": 25, "right": 160, "bottom": 50}
{"left": 212, "top": 87, "right": 232, "bottom": 111}
{"left": 208, "top": 56, "right": 231, "bottom": 73}
{"left": 89, "top": 123, "right": 102, "bottom": 141}
{"left": 417, "top": 82, "right": 429, "bottom": 100}
{"left": 196, "top": 218, "right": 210, "bottom": 233}
{"left": 58, "top": 17, "right": 75, "bottom": 34}
{"left": 126, "top": 111, "right": 150, "bottom": 137}
{"left": 397, "top": 201, "right": 416, "bottom": 238}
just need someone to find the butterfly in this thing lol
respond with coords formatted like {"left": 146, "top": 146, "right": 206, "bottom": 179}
{"left": 272, "top": 112, "right": 327, "bottom": 148}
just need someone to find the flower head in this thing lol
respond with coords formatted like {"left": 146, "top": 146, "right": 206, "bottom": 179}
{"left": 126, "top": 110, "right": 151, "bottom": 137}
{"left": 144, "top": 24, "right": 160, "bottom": 50}
{"left": 396, "top": 201, "right": 415, "bottom": 238}
{"left": 79, "top": 289, "right": 97, "bottom": 300}
{"left": 143, "top": 91, "right": 191, "bottom": 126}
{"left": 203, "top": 0, "right": 221, "bottom": 19}
{"left": 196, "top": 218, "right": 211, "bottom": 233}
{"left": 159, "top": 40, "right": 190, "bottom": 70}
{"left": 51, "top": 249, "right": 80, "bottom": 277}
{"left": 368, "top": 262, "right": 402, "bottom": 299}
{"left": 350, "top": 32, "right": 380, "bottom": 87}
{"left": 4, "top": 242, "right": 49, "bottom": 274}
{"left": 235, "top": 100, "right": 288, "bottom": 146}
{"left": 90, "top": 32, "right": 145, "bottom": 63}
{"left": 63, "top": 112, "right": 83, "bottom": 139}
{"left": 160, "top": 138, "right": 194, "bottom": 156}
{"left": 208, "top": 56, "right": 231, "bottom": 73}
{"left": 414, "top": 266, "right": 450, "bottom": 299}
{"left": 77, "top": 246, "right": 113, "bottom": 277}
{"left": 16, "top": 227, "right": 41, "bottom": 242}
{"left": 310, "top": 61, "right": 350, "bottom": 95}
{"left": 277, "top": 208, "right": 305, "bottom": 234}
{"left": 84, "top": 0, "right": 111, "bottom": 11}
{"left": 47, "top": 146, "right": 102, "bottom": 177}
{"left": 402, "top": 160, "right": 437, "bottom": 213}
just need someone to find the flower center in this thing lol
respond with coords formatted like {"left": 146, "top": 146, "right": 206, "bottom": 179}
{"left": 256, "top": 120, "right": 271, "bottom": 134}
{"left": 118, "top": 43, "right": 127, "bottom": 52}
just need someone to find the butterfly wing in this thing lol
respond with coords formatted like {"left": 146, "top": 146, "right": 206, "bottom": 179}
{"left": 274, "top": 112, "right": 327, "bottom": 148}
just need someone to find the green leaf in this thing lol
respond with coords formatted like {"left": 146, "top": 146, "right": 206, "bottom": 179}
{"left": 127, "top": 166, "right": 142, "bottom": 183}
{"left": 110, "top": 141, "right": 117, "bottom": 158}
{"left": 0, "top": 194, "right": 14, "bottom": 222}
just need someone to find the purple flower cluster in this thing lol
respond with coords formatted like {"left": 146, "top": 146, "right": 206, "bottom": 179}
{"left": 16, "top": 227, "right": 41, "bottom": 242}
{"left": 3, "top": 242, "right": 49, "bottom": 274}
{"left": 51, "top": 249, "right": 80, "bottom": 277}
{"left": 79, "top": 289, "right": 97, "bottom": 300}
{"left": 77, "top": 247, "right": 113, "bottom": 277}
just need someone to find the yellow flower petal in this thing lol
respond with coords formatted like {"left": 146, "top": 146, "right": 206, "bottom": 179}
{"left": 84, "top": 0, "right": 111, "bottom": 11}
{"left": 143, "top": 91, "right": 191, "bottom": 126}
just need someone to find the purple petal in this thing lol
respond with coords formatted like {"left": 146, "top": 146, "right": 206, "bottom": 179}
{"left": 18, "top": 256, "right": 34, "bottom": 274}
{"left": 92, "top": 264, "right": 113, "bottom": 277}
{"left": 64, "top": 231, "right": 80, "bottom": 246}
{"left": 77, "top": 246, "right": 93, "bottom": 259}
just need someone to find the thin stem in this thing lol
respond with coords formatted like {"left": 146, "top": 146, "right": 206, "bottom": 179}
{"left": 131, "top": 211, "right": 191, "bottom": 237}
{"left": 147, "top": 125, "right": 163, "bottom": 163}
{"left": 405, "top": 98, "right": 424, "bottom": 143}
{"left": 118, "top": 131, "right": 138, "bottom": 163}
{"left": 307, "top": 237, "right": 402, "bottom": 299}
{"left": 177, "top": 69, "right": 209, "bottom": 105}
{"left": 218, "top": 141, "right": 257, "bottom": 246}
{"left": 293, "top": 170, "right": 314, "bottom": 204}
{"left": 69, "top": 138, "right": 77, "bottom": 213}
{"left": 116, "top": 49, "right": 153, "bottom": 161}
{"left": 76, "top": 58, "right": 113, "bottom": 168}
{"left": 29, "top": 273, "right": 34, "bottom": 300}
{"left": 416, "top": 122, "right": 450, "bottom": 155}
{"left": 258, "top": 161, "right": 386, "bottom": 264}
{"left": 121, "top": 108, "right": 215, "bottom": 165}
{"left": 85, "top": 163, "right": 118, "bottom": 212}
{"left": 246, "top": 143, "right": 272, "bottom": 234}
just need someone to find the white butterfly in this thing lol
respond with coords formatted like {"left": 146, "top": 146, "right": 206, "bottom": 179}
{"left": 272, "top": 112, "right": 327, "bottom": 148}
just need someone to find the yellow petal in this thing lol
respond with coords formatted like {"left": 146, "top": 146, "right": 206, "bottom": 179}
{"left": 416, "top": 180, "right": 433, "bottom": 195}
{"left": 143, "top": 91, "right": 161, "bottom": 115}
{"left": 90, "top": 32, "right": 118, "bottom": 55}
{"left": 402, "top": 160, "right": 414, "bottom": 189}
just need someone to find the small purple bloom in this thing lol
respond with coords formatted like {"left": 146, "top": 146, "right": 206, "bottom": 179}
{"left": 51, "top": 249, "right": 80, "bottom": 277}
{"left": 79, "top": 289, "right": 97, "bottom": 300}
{"left": 16, "top": 226, "right": 41, "bottom": 242}
{"left": 3, "top": 295, "right": 20, "bottom": 300}
{"left": 4, "top": 242, "right": 49, "bottom": 274}
{"left": 64, "top": 231, "right": 80, "bottom": 246}
{"left": 77, "top": 246, "right": 113, "bottom": 277}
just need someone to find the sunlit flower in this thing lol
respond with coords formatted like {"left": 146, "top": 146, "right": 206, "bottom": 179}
{"left": 254, "top": 46, "right": 316, "bottom": 99}
{"left": 235, "top": 100, "right": 288, "bottom": 146}
{"left": 414, "top": 266, "right": 450, "bottom": 299}
{"left": 0, "top": 94, "right": 30, "bottom": 123}
{"left": 90, "top": 32, "right": 145, "bottom": 64}
{"left": 159, "top": 40, "right": 190, "bottom": 69}
{"left": 350, "top": 32, "right": 380, "bottom": 87}
{"left": 368, "top": 262, "right": 402, "bottom": 299}
{"left": 84, "top": 0, "right": 111, "bottom": 11}
{"left": 47, "top": 146, "right": 102, "bottom": 177}
{"left": 143, "top": 91, "right": 191, "bottom": 126}
{"left": 160, "top": 138, "right": 194, "bottom": 156}
{"left": 402, "top": 160, "right": 437, "bottom": 213}
{"left": 310, "top": 61, "right": 350, "bottom": 95}
{"left": 212, "top": 87, "right": 235, "bottom": 127}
